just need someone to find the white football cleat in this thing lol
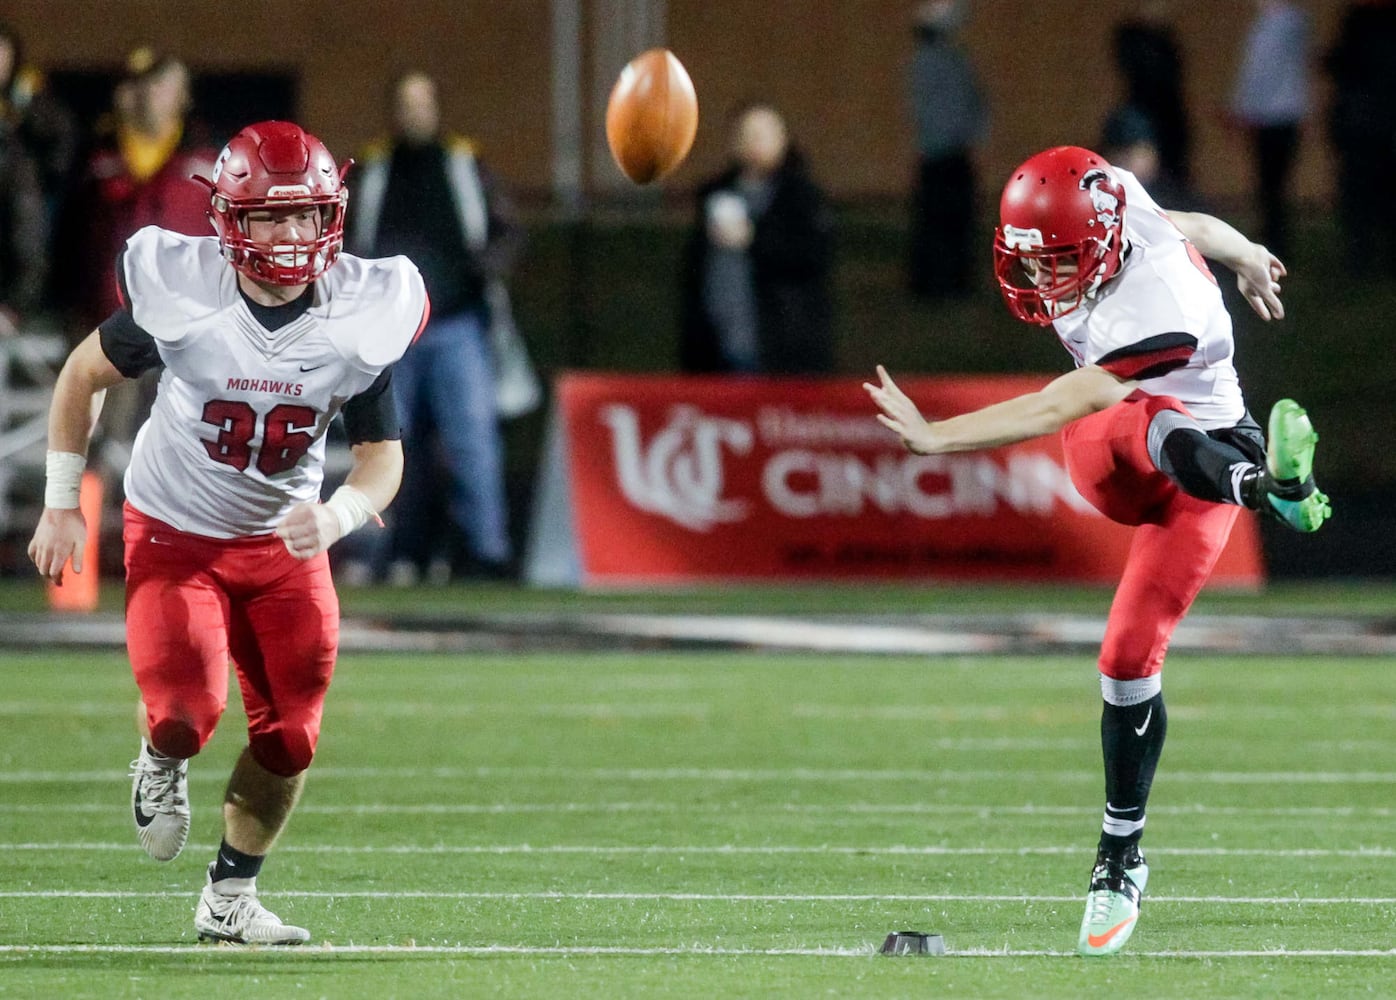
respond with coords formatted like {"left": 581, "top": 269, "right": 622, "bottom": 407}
{"left": 195, "top": 864, "right": 310, "bottom": 945}
{"left": 1078, "top": 846, "right": 1149, "bottom": 957}
{"left": 129, "top": 742, "right": 190, "bottom": 862}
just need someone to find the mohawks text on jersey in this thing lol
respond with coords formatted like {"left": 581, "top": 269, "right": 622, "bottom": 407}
{"left": 225, "top": 377, "right": 305, "bottom": 396}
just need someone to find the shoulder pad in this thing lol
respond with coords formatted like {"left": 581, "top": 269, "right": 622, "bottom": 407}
{"left": 321, "top": 254, "right": 429, "bottom": 369}
{"left": 122, "top": 227, "right": 227, "bottom": 344}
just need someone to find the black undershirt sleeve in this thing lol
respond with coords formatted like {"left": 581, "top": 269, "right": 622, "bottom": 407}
{"left": 340, "top": 366, "right": 401, "bottom": 444}
{"left": 97, "top": 309, "right": 164, "bottom": 377}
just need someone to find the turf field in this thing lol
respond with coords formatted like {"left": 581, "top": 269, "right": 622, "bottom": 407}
{"left": 2, "top": 625, "right": 1394, "bottom": 998}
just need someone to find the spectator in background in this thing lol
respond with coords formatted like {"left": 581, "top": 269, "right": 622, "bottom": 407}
{"left": 0, "top": 110, "right": 47, "bottom": 337}
{"left": 1229, "top": 0, "right": 1311, "bottom": 260}
{"left": 1324, "top": 0, "right": 1396, "bottom": 278}
{"left": 346, "top": 70, "right": 525, "bottom": 583}
{"left": 0, "top": 21, "right": 78, "bottom": 257}
{"left": 1113, "top": 1, "right": 1191, "bottom": 190}
{"left": 1099, "top": 105, "right": 1202, "bottom": 213}
{"left": 680, "top": 102, "right": 834, "bottom": 374}
{"left": 57, "top": 49, "right": 215, "bottom": 335}
{"left": 906, "top": 0, "right": 986, "bottom": 300}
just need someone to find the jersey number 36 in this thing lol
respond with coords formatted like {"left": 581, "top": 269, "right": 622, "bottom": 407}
{"left": 201, "top": 400, "right": 318, "bottom": 477}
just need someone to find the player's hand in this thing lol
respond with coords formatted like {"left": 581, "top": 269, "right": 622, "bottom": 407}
{"left": 274, "top": 502, "right": 342, "bottom": 560}
{"left": 28, "top": 508, "right": 87, "bottom": 585}
{"left": 1235, "top": 243, "right": 1286, "bottom": 321}
{"left": 864, "top": 365, "right": 937, "bottom": 455}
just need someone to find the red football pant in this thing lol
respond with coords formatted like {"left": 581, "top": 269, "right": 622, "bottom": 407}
{"left": 123, "top": 503, "right": 340, "bottom": 776}
{"left": 1062, "top": 392, "right": 1241, "bottom": 682}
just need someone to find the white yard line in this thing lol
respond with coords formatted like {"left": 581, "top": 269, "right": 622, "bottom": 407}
{"left": 3, "top": 765, "right": 1394, "bottom": 784}
{"left": 4, "top": 842, "right": 1394, "bottom": 858}
{"left": 2, "top": 890, "right": 1395, "bottom": 905}
{"left": 0, "top": 701, "right": 718, "bottom": 719}
{"left": 950, "top": 949, "right": 1396, "bottom": 958}
{"left": 5, "top": 698, "right": 1395, "bottom": 726}
{"left": 0, "top": 943, "right": 1393, "bottom": 958}
{"left": 3, "top": 801, "right": 1395, "bottom": 819}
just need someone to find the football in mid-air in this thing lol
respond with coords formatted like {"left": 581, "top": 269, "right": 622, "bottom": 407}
{"left": 605, "top": 48, "right": 698, "bottom": 184}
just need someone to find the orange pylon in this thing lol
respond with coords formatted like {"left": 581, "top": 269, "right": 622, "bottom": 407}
{"left": 46, "top": 470, "right": 103, "bottom": 613}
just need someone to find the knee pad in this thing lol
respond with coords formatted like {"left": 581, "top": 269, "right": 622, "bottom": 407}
{"left": 249, "top": 728, "right": 316, "bottom": 777}
{"left": 147, "top": 693, "right": 223, "bottom": 759}
{"left": 149, "top": 718, "right": 206, "bottom": 760}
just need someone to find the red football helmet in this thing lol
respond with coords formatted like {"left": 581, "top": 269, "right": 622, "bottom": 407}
{"left": 195, "top": 121, "right": 350, "bottom": 285}
{"left": 993, "top": 146, "right": 1127, "bottom": 325}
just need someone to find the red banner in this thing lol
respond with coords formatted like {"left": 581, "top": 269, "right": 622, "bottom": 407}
{"left": 524, "top": 373, "right": 1264, "bottom": 587}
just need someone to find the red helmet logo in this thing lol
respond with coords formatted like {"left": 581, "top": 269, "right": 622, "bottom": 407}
{"left": 195, "top": 121, "right": 350, "bottom": 286}
{"left": 993, "top": 146, "right": 1127, "bottom": 325}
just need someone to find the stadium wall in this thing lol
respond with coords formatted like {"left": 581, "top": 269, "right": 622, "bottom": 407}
{"left": 5, "top": 0, "right": 1347, "bottom": 205}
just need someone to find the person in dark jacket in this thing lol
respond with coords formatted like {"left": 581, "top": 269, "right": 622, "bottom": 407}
{"left": 680, "top": 102, "right": 834, "bottom": 375}
{"left": 1112, "top": 1, "right": 1191, "bottom": 191}
{"left": 0, "top": 19, "right": 76, "bottom": 318}
{"left": 345, "top": 70, "right": 526, "bottom": 582}
{"left": 0, "top": 114, "right": 46, "bottom": 335}
{"left": 906, "top": 0, "right": 987, "bottom": 300}
{"left": 1324, "top": 0, "right": 1396, "bottom": 277}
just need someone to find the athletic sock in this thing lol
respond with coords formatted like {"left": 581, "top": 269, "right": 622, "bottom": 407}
{"left": 143, "top": 741, "right": 183, "bottom": 768}
{"left": 1152, "top": 424, "right": 1259, "bottom": 507}
{"left": 1098, "top": 689, "right": 1167, "bottom": 857}
{"left": 212, "top": 839, "right": 265, "bottom": 883}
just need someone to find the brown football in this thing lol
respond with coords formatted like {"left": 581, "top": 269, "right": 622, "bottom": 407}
{"left": 605, "top": 49, "right": 698, "bottom": 184}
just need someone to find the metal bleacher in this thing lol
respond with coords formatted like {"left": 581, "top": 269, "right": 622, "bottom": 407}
{"left": 0, "top": 331, "right": 66, "bottom": 557}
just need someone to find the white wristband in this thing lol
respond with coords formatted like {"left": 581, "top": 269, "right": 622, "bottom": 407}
{"left": 323, "top": 485, "right": 382, "bottom": 541}
{"left": 44, "top": 451, "right": 86, "bottom": 510}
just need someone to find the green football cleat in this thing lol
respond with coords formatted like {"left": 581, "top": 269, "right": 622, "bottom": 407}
{"left": 1078, "top": 847, "right": 1149, "bottom": 957}
{"left": 1261, "top": 399, "right": 1331, "bottom": 533}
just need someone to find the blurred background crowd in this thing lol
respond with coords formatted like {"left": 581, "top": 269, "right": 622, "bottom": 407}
{"left": 1, "top": 0, "right": 1392, "bottom": 583}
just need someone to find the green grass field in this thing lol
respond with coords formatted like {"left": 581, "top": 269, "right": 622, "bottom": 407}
{"left": 2, "top": 632, "right": 1394, "bottom": 998}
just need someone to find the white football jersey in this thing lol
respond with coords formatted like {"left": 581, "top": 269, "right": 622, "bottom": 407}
{"left": 118, "top": 227, "right": 427, "bottom": 538}
{"left": 1051, "top": 169, "right": 1245, "bottom": 429}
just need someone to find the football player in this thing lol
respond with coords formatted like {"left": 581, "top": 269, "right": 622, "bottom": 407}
{"left": 866, "top": 145, "right": 1330, "bottom": 957}
{"left": 29, "top": 121, "right": 428, "bottom": 944}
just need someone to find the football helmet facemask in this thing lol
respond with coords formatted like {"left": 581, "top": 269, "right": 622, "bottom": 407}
{"left": 196, "top": 121, "right": 350, "bottom": 286}
{"left": 993, "top": 146, "right": 1127, "bottom": 325}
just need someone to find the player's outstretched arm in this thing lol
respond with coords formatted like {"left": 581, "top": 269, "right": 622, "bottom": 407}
{"left": 865, "top": 364, "right": 1135, "bottom": 455}
{"left": 1167, "top": 210, "right": 1286, "bottom": 321}
{"left": 274, "top": 439, "right": 404, "bottom": 561}
{"left": 28, "top": 331, "right": 128, "bottom": 584}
